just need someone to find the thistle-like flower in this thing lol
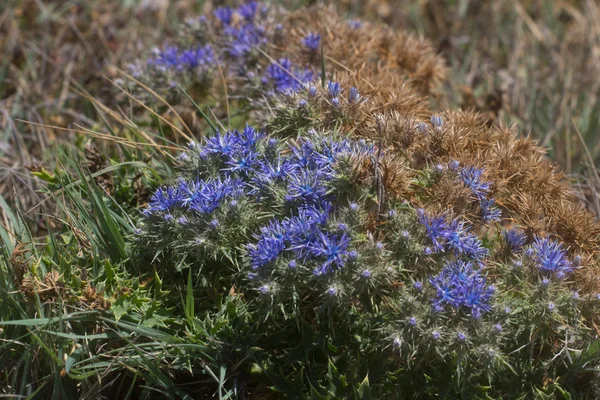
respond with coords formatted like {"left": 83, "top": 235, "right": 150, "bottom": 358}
{"left": 302, "top": 32, "right": 321, "bottom": 51}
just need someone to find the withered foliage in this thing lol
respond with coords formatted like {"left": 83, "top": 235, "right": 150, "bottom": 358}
{"left": 266, "top": 5, "right": 600, "bottom": 291}
{"left": 275, "top": 6, "right": 447, "bottom": 115}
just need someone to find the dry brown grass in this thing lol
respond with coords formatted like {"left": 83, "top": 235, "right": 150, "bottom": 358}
{"left": 265, "top": 4, "right": 600, "bottom": 291}
{"left": 0, "top": 0, "right": 199, "bottom": 216}
{"left": 333, "top": 0, "right": 600, "bottom": 213}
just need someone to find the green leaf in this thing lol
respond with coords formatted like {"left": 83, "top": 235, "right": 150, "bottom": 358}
{"left": 185, "top": 268, "right": 194, "bottom": 321}
{"left": 310, "top": 384, "right": 330, "bottom": 400}
{"left": 112, "top": 296, "right": 130, "bottom": 321}
{"left": 355, "top": 374, "right": 371, "bottom": 400}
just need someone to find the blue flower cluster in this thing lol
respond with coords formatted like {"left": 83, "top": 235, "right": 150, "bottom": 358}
{"left": 430, "top": 260, "right": 495, "bottom": 318}
{"left": 265, "top": 58, "right": 314, "bottom": 93}
{"left": 530, "top": 237, "right": 573, "bottom": 279}
{"left": 247, "top": 203, "right": 352, "bottom": 276}
{"left": 456, "top": 164, "right": 501, "bottom": 223}
{"left": 222, "top": 22, "right": 266, "bottom": 60}
{"left": 504, "top": 228, "right": 527, "bottom": 252}
{"left": 417, "top": 209, "right": 488, "bottom": 261}
{"left": 417, "top": 209, "right": 493, "bottom": 317}
{"left": 144, "top": 119, "right": 376, "bottom": 283}
{"left": 144, "top": 176, "right": 241, "bottom": 217}
{"left": 302, "top": 33, "right": 321, "bottom": 51}
{"left": 142, "top": 1, "right": 316, "bottom": 96}
{"left": 148, "top": 45, "right": 215, "bottom": 72}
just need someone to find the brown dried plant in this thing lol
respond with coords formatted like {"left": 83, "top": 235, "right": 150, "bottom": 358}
{"left": 264, "top": 4, "right": 600, "bottom": 291}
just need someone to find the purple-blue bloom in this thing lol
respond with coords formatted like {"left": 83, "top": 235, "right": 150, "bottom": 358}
{"left": 481, "top": 198, "right": 502, "bottom": 222}
{"left": 182, "top": 177, "right": 242, "bottom": 214}
{"left": 238, "top": 1, "right": 259, "bottom": 21}
{"left": 302, "top": 32, "right": 321, "bottom": 51}
{"left": 531, "top": 237, "right": 573, "bottom": 278}
{"left": 459, "top": 166, "right": 492, "bottom": 201}
{"left": 504, "top": 228, "right": 527, "bottom": 252}
{"left": 147, "top": 186, "right": 185, "bottom": 214}
{"left": 266, "top": 58, "right": 314, "bottom": 93}
{"left": 148, "top": 46, "right": 179, "bottom": 69}
{"left": 431, "top": 115, "right": 444, "bottom": 130}
{"left": 348, "top": 87, "right": 361, "bottom": 104}
{"left": 224, "top": 23, "right": 266, "bottom": 59}
{"left": 327, "top": 81, "right": 342, "bottom": 97}
{"left": 178, "top": 45, "right": 215, "bottom": 69}
{"left": 308, "top": 232, "right": 351, "bottom": 275}
{"left": 285, "top": 169, "right": 328, "bottom": 205}
{"left": 417, "top": 210, "right": 488, "bottom": 261}
{"left": 429, "top": 260, "right": 494, "bottom": 318}
{"left": 214, "top": 6, "right": 234, "bottom": 25}
{"left": 247, "top": 219, "right": 289, "bottom": 269}
{"left": 148, "top": 45, "right": 214, "bottom": 71}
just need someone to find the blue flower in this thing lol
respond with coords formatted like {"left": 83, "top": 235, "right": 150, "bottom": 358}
{"left": 429, "top": 260, "right": 494, "bottom": 318}
{"left": 348, "top": 19, "right": 362, "bottom": 29}
{"left": 504, "top": 229, "right": 526, "bottom": 252}
{"left": 148, "top": 45, "right": 214, "bottom": 71}
{"left": 258, "top": 284, "right": 270, "bottom": 294}
{"left": 238, "top": 1, "right": 259, "bottom": 21}
{"left": 459, "top": 166, "right": 492, "bottom": 201}
{"left": 418, "top": 210, "right": 488, "bottom": 261}
{"left": 417, "top": 209, "right": 449, "bottom": 252}
{"left": 247, "top": 219, "right": 289, "bottom": 269}
{"left": 178, "top": 45, "right": 214, "bottom": 69}
{"left": 266, "top": 58, "right": 313, "bottom": 93}
{"left": 200, "top": 130, "right": 242, "bottom": 159}
{"left": 251, "top": 155, "right": 296, "bottom": 190}
{"left": 214, "top": 6, "right": 234, "bottom": 25}
{"left": 285, "top": 169, "right": 328, "bottom": 205}
{"left": 148, "top": 46, "right": 179, "bottom": 69}
{"left": 481, "top": 198, "right": 501, "bottom": 222}
{"left": 146, "top": 186, "right": 185, "bottom": 214}
{"left": 531, "top": 237, "right": 573, "bottom": 278}
{"left": 430, "top": 115, "right": 444, "bottom": 131}
{"left": 348, "top": 87, "right": 361, "bottom": 104}
{"left": 302, "top": 32, "right": 321, "bottom": 51}
{"left": 327, "top": 81, "right": 341, "bottom": 97}
{"left": 224, "top": 23, "right": 266, "bottom": 59}
{"left": 184, "top": 177, "right": 242, "bottom": 214}
{"left": 308, "top": 232, "right": 351, "bottom": 275}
